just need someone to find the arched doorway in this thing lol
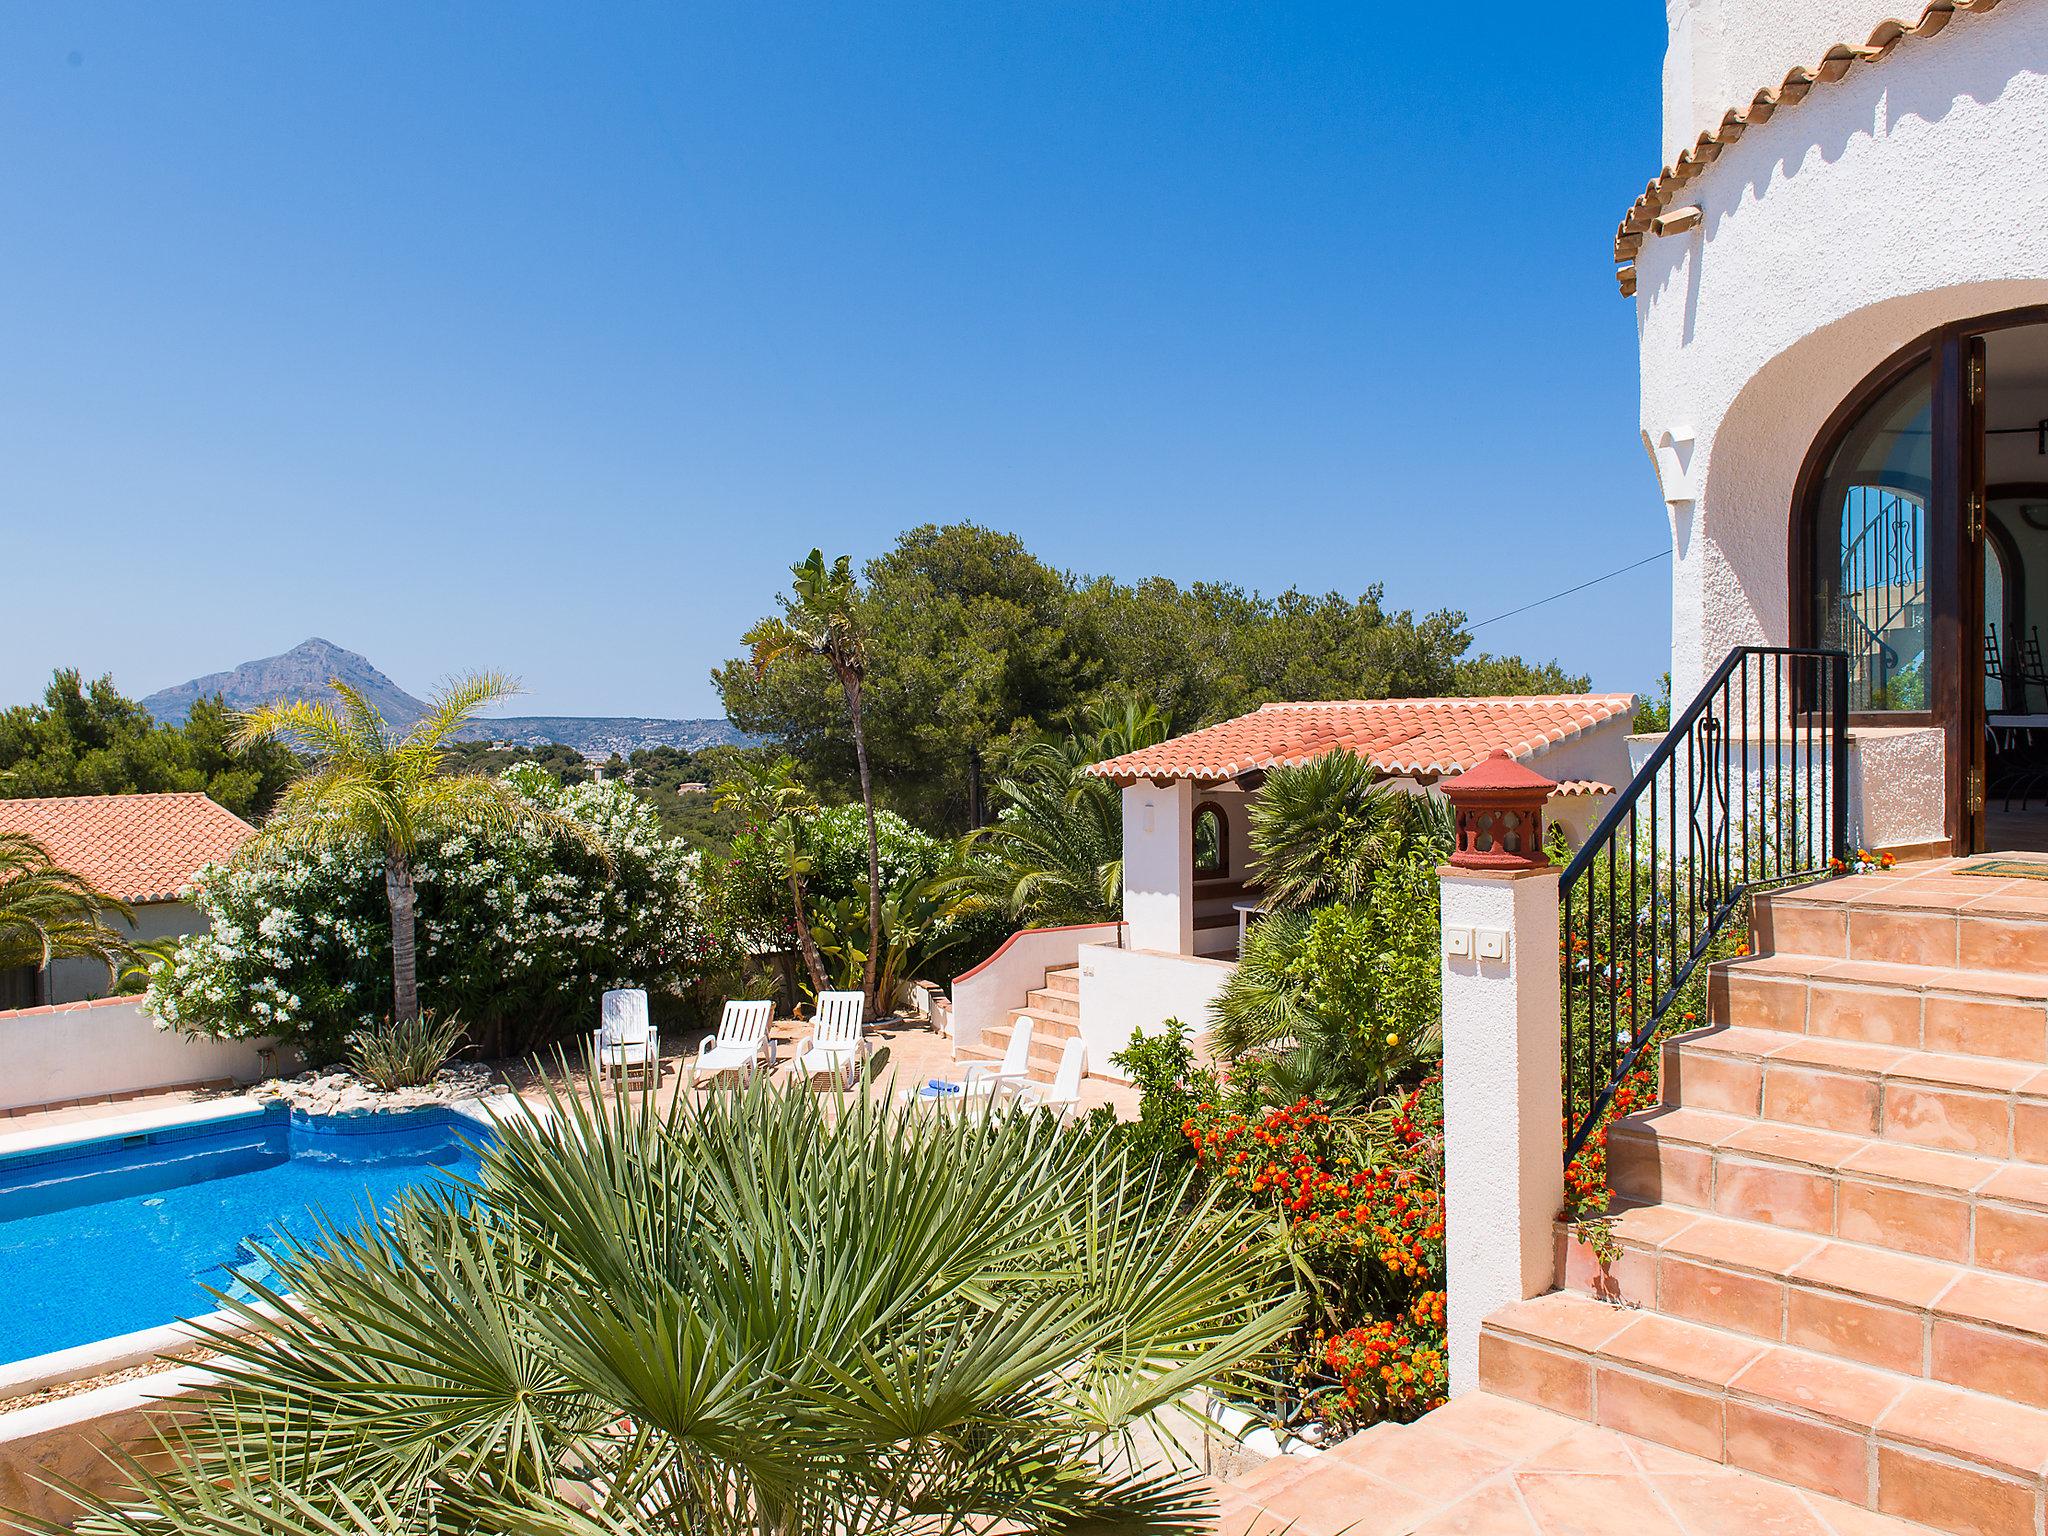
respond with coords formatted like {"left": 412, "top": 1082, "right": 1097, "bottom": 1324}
{"left": 1794, "top": 309, "right": 2048, "bottom": 851}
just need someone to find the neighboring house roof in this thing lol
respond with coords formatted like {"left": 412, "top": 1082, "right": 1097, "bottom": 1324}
{"left": 1613, "top": 0, "right": 2009, "bottom": 296}
{"left": 0, "top": 792, "right": 255, "bottom": 903}
{"left": 1084, "top": 695, "right": 1638, "bottom": 785}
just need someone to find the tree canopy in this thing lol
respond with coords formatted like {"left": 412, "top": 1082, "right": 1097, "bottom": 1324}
{"left": 715, "top": 523, "right": 1589, "bottom": 831}
{"left": 0, "top": 670, "right": 298, "bottom": 821}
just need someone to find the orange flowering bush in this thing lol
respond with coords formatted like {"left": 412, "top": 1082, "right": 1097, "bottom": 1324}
{"left": 1185, "top": 1079, "right": 1447, "bottom": 1429}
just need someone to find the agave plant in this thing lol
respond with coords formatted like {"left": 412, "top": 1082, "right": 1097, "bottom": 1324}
{"left": 345, "top": 1011, "right": 467, "bottom": 1091}
{"left": 36, "top": 1079, "right": 1296, "bottom": 1536}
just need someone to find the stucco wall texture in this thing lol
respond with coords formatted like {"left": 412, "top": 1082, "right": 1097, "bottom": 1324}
{"left": 1638, "top": 0, "right": 2048, "bottom": 702}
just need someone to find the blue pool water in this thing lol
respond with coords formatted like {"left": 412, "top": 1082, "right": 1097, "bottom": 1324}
{"left": 0, "top": 1104, "right": 489, "bottom": 1366}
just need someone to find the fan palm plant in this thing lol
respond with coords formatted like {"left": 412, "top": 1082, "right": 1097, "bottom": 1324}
{"left": 36, "top": 1079, "right": 1299, "bottom": 1536}
{"left": 715, "top": 754, "right": 830, "bottom": 995}
{"left": 940, "top": 691, "right": 1171, "bottom": 929}
{"left": 745, "top": 552, "right": 885, "bottom": 1014}
{"left": 0, "top": 831, "right": 133, "bottom": 982}
{"left": 1247, "top": 753, "right": 1452, "bottom": 911}
{"left": 232, "top": 674, "right": 605, "bottom": 1032}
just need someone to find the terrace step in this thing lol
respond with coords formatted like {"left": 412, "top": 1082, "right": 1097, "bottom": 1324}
{"left": 1479, "top": 1290, "right": 2048, "bottom": 1531}
{"left": 1557, "top": 1203, "right": 2048, "bottom": 1405}
{"left": 1023, "top": 986, "right": 1080, "bottom": 1021}
{"left": 1208, "top": 1389, "right": 1942, "bottom": 1536}
{"left": 1041, "top": 966, "right": 1080, "bottom": 999}
{"left": 1605, "top": 1103, "right": 2048, "bottom": 1282}
{"left": 1708, "top": 954, "right": 2048, "bottom": 1063}
{"left": 1661, "top": 1024, "right": 2048, "bottom": 1161}
{"left": 1754, "top": 877, "right": 2048, "bottom": 973}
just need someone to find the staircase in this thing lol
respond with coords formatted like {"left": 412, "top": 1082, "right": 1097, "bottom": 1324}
{"left": 955, "top": 964, "right": 1081, "bottom": 1084}
{"left": 1208, "top": 861, "right": 2048, "bottom": 1536}
{"left": 1485, "top": 863, "right": 2048, "bottom": 1536}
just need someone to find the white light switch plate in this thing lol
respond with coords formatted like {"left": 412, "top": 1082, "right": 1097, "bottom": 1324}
{"left": 1443, "top": 926, "right": 1473, "bottom": 959}
{"left": 1476, "top": 927, "right": 1508, "bottom": 961}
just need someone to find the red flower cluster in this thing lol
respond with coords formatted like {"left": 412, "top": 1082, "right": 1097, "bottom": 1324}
{"left": 1323, "top": 1297, "right": 1448, "bottom": 1421}
{"left": 1185, "top": 1081, "right": 1448, "bottom": 1431}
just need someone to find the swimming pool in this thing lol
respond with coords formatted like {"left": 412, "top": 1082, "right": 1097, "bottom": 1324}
{"left": 0, "top": 1102, "right": 493, "bottom": 1369}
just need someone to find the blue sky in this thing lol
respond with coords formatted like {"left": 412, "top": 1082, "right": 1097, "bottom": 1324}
{"left": 2, "top": 3, "right": 1671, "bottom": 718}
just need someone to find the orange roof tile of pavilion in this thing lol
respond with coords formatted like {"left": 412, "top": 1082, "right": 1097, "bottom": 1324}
{"left": 1083, "top": 695, "right": 1636, "bottom": 786}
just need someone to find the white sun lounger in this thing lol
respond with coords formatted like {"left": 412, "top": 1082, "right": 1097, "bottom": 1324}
{"left": 694, "top": 999, "right": 774, "bottom": 1081}
{"left": 794, "top": 989, "right": 866, "bottom": 1087}
{"left": 593, "top": 989, "right": 659, "bottom": 1082}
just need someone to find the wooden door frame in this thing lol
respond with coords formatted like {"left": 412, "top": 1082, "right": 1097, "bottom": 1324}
{"left": 1790, "top": 305, "right": 2048, "bottom": 853}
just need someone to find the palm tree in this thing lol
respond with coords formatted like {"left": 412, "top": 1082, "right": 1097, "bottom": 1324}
{"left": 744, "top": 551, "right": 884, "bottom": 1013}
{"left": 940, "top": 690, "right": 1170, "bottom": 929}
{"left": 0, "top": 831, "right": 133, "bottom": 984}
{"left": 232, "top": 674, "right": 604, "bottom": 1031}
{"left": 1247, "top": 752, "right": 1453, "bottom": 911}
{"left": 715, "top": 754, "right": 830, "bottom": 995}
{"left": 43, "top": 1080, "right": 1298, "bottom": 1536}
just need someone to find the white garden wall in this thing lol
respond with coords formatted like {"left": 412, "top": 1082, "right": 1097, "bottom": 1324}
{"left": 0, "top": 997, "right": 281, "bottom": 1113}
{"left": 1074, "top": 944, "right": 1235, "bottom": 1082}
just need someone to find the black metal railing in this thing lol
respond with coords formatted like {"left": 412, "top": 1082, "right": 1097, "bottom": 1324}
{"left": 1561, "top": 647, "right": 1849, "bottom": 1162}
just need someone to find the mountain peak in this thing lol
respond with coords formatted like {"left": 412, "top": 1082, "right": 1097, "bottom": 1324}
{"left": 140, "top": 640, "right": 428, "bottom": 727}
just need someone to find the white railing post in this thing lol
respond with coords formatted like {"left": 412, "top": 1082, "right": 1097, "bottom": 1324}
{"left": 1437, "top": 753, "right": 1564, "bottom": 1397}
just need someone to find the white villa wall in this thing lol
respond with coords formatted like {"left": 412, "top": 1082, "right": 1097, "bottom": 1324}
{"left": 1660, "top": 0, "right": 1981, "bottom": 162}
{"left": 40, "top": 898, "right": 205, "bottom": 1007}
{"left": 1639, "top": 0, "right": 2048, "bottom": 707}
{"left": 1121, "top": 779, "right": 1195, "bottom": 956}
{"left": 0, "top": 997, "right": 281, "bottom": 1112}
{"left": 1074, "top": 943, "right": 1236, "bottom": 1082}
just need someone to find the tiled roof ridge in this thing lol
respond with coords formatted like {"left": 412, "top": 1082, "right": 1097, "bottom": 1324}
{"left": 0, "top": 788, "right": 244, "bottom": 816}
{"left": 1085, "top": 694, "right": 1637, "bottom": 783}
{"left": 1256, "top": 693, "right": 1633, "bottom": 711}
{"left": 1614, "top": 0, "right": 2010, "bottom": 297}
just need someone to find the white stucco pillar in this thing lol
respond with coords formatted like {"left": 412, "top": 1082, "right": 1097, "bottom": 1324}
{"left": 1439, "top": 863, "right": 1564, "bottom": 1397}
{"left": 1120, "top": 779, "right": 1194, "bottom": 955}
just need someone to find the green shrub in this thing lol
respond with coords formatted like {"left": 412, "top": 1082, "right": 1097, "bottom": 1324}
{"left": 346, "top": 1012, "right": 467, "bottom": 1091}
{"left": 1110, "top": 1018, "right": 1218, "bottom": 1167}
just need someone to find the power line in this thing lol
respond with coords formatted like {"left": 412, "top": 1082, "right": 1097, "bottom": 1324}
{"left": 1467, "top": 549, "right": 1672, "bottom": 632}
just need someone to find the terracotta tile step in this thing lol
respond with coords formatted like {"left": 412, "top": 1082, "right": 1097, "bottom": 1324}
{"left": 1212, "top": 1388, "right": 1950, "bottom": 1536}
{"left": 1041, "top": 966, "right": 1080, "bottom": 998}
{"left": 1709, "top": 955, "right": 2048, "bottom": 1064}
{"left": 1753, "top": 880, "right": 2048, "bottom": 976}
{"left": 1480, "top": 1289, "right": 2048, "bottom": 1530}
{"left": 1663, "top": 1023, "right": 2048, "bottom": 1162}
{"left": 1023, "top": 987, "right": 1081, "bottom": 1020}
{"left": 1606, "top": 1105, "right": 2048, "bottom": 1282}
{"left": 1555, "top": 1201, "right": 2048, "bottom": 1406}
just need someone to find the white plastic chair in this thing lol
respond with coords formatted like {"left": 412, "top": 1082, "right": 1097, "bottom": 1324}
{"left": 794, "top": 990, "right": 866, "bottom": 1087}
{"left": 1016, "top": 1037, "right": 1086, "bottom": 1121}
{"left": 906, "top": 1017, "right": 1036, "bottom": 1111}
{"left": 694, "top": 999, "right": 774, "bottom": 1082}
{"left": 593, "top": 989, "right": 658, "bottom": 1082}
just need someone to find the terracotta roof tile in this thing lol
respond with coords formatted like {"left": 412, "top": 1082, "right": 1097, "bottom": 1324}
{"left": 0, "top": 793, "right": 255, "bottom": 903}
{"left": 1084, "top": 695, "right": 1636, "bottom": 785}
{"left": 1551, "top": 779, "right": 1615, "bottom": 797}
{"left": 1613, "top": 0, "right": 2006, "bottom": 297}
